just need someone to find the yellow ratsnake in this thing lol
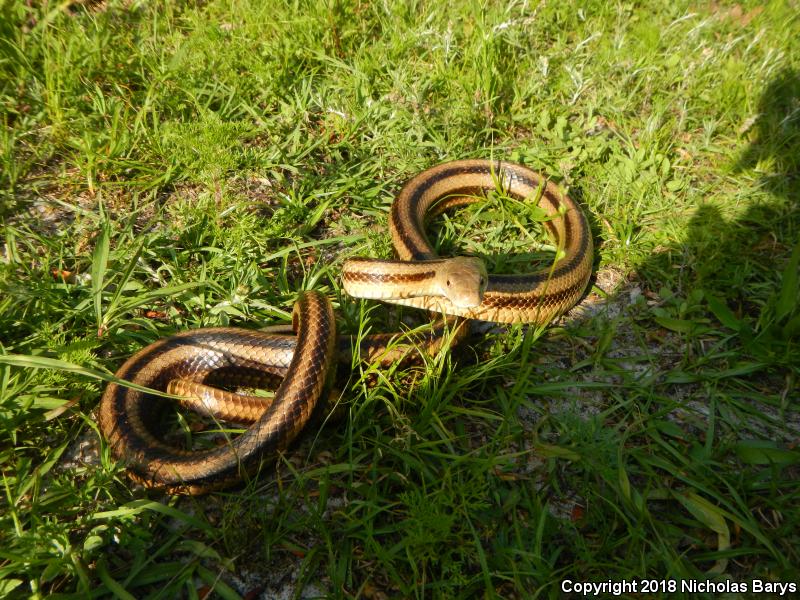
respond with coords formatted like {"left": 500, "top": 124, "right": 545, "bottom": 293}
{"left": 98, "top": 159, "right": 593, "bottom": 494}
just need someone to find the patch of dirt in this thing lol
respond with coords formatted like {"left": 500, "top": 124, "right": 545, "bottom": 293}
{"left": 6, "top": 184, "right": 97, "bottom": 237}
{"left": 707, "top": 3, "right": 764, "bottom": 27}
{"left": 228, "top": 175, "right": 281, "bottom": 219}
{"left": 216, "top": 562, "right": 328, "bottom": 600}
{"left": 559, "top": 266, "right": 628, "bottom": 323}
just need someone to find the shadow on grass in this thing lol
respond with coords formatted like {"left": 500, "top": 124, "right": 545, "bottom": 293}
{"left": 636, "top": 68, "right": 799, "bottom": 367}
{"left": 528, "top": 68, "right": 800, "bottom": 584}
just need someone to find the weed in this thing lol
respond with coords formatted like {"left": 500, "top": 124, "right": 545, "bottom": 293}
{"left": 0, "top": 0, "right": 798, "bottom": 597}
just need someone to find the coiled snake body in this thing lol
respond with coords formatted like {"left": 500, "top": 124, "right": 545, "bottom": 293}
{"left": 98, "top": 160, "right": 593, "bottom": 493}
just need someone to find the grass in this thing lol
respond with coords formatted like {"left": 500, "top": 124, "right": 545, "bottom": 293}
{"left": 1, "top": 0, "right": 799, "bottom": 597}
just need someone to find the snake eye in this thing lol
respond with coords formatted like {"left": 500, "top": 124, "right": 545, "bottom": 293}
{"left": 446, "top": 279, "right": 451, "bottom": 287}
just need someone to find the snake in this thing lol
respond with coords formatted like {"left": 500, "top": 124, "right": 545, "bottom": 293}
{"left": 98, "top": 159, "right": 593, "bottom": 494}
{"left": 342, "top": 159, "right": 593, "bottom": 323}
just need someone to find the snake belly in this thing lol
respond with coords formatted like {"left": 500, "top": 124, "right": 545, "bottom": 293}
{"left": 343, "top": 159, "right": 594, "bottom": 324}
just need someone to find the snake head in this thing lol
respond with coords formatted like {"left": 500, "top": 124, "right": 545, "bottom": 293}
{"left": 436, "top": 257, "right": 488, "bottom": 308}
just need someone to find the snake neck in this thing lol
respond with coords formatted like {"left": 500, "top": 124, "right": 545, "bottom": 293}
{"left": 341, "top": 258, "right": 446, "bottom": 299}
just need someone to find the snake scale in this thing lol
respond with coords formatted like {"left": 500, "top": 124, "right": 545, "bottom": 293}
{"left": 98, "top": 159, "right": 593, "bottom": 493}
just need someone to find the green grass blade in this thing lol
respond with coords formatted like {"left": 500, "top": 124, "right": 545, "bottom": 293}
{"left": 96, "top": 559, "right": 137, "bottom": 600}
{"left": 0, "top": 354, "right": 183, "bottom": 399}
{"left": 734, "top": 440, "right": 800, "bottom": 465}
{"left": 706, "top": 293, "right": 741, "bottom": 331}
{"left": 91, "top": 220, "right": 111, "bottom": 332}
{"left": 107, "top": 239, "right": 145, "bottom": 312}
{"left": 776, "top": 238, "right": 800, "bottom": 322}
{"left": 92, "top": 499, "right": 212, "bottom": 534}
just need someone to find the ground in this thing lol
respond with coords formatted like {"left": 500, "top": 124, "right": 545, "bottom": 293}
{"left": 0, "top": 0, "right": 798, "bottom": 598}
